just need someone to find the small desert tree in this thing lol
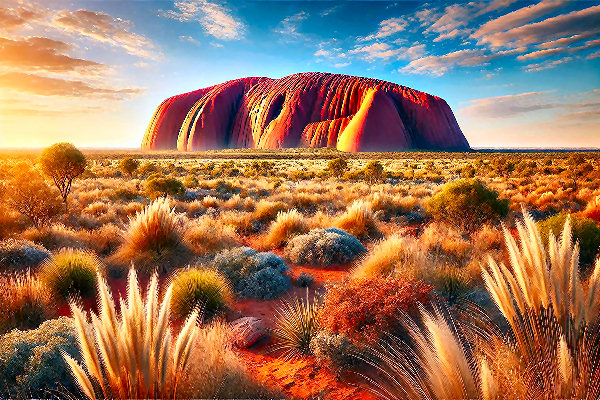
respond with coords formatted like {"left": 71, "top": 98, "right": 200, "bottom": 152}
{"left": 39, "top": 143, "right": 86, "bottom": 208}
{"left": 144, "top": 173, "right": 185, "bottom": 199}
{"left": 119, "top": 157, "right": 139, "bottom": 176}
{"left": 327, "top": 157, "right": 348, "bottom": 178}
{"left": 1, "top": 162, "right": 62, "bottom": 229}
{"left": 426, "top": 178, "right": 509, "bottom": 232}
{"left": 363, "top": 160, "right": 385, "bottom": 183}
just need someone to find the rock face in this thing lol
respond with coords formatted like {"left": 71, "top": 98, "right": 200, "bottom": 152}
{"left": 142, "top": 72, "right": 469, "bottom": 152}
{"left": 229, "top": 317, "right": 268, "bottom": 348}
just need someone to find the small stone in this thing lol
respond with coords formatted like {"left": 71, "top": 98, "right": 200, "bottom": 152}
{"left": 230, "top": 317, "right": 268, "bottom": 348}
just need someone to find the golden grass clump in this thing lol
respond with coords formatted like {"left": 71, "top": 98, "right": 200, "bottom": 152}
{"left": 352, "top": 235, "right": 428, "bottom": 280}
{"left": 177, "top": 321, "right": 278, "bottom": 398}
{"left": 272, "top": 290, "right": 321, "bottom": 358}
{"left": 170, "top": 267, "right": 233, "bottom": 320}
{"left": 334, "top": 200, "right": 381, "bottom": 240}
{"left": 39, "top": 248, "right": 102, "bottom": 300}
{"left": 263, "top": 209, "right": 309, "bottom": 249}
{"left": 0, "top": 270, "right": 55, "bottom": 333}
{"left": 183, "top": 217, "right": 240, "bottom": 255}
{"left": 63, "top": 268, "right": 199, "bottom": 399}
{"left": 114, "top": 197, "right": 189, "bottom": 272}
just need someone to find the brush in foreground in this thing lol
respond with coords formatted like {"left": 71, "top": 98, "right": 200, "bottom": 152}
{"left": 368, "top": 211, "right": 600, "bottom": 399}
{"left": 63, "top": 268, "right": 199, "bottom": 399}
{"left": 272, "top": 290, "right": 321, "bottom": 358}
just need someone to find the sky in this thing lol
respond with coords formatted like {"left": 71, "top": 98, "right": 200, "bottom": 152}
{"left": 0, "top": 0, "right": 598, "bottom": 149}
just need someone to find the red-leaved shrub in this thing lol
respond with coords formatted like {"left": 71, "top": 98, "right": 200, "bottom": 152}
{"left": 320, "top": 276, "right": 433, "bottom": 345}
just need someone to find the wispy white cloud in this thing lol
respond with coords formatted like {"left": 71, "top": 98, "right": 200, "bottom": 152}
{"left": 523, "top": 56, "right": 574, "bottom": 71}
{"left": 160, "top": 0, "right": 245, "bottom": 40}
{"left": 53, "top": 9, "right": 161, "bottom": 60}
{"left": 179, "top": 35, "right": 200, "bottom": 45}
{"left": 401, "top": 47, "right": 523, "bottom": 76}
{"left": 358, "top": 17, "right": 407, "bottom": 41}
{"left": 273, "top": 11, "right": 309, "bottom": 40}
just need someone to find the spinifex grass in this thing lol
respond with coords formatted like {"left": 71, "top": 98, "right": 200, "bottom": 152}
{"left": 272, "top": 290, "right": 321, "bottom": 358}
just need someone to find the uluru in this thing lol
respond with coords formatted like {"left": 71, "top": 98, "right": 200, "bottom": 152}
{"left": 142, "top": 72, "right": 470, "bottom": 152}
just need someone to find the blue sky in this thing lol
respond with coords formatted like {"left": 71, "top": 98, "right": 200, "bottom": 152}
{"left": 0, "top": 0, "right": 598, "bottom": 148}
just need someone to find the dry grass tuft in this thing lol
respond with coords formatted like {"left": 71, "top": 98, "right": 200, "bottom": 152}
{"left": 183, "top": 217, "right": 240, "bottom": 255}
{"left": 113, "top": 198, "right": 190, "bottom": 273}
{"left": 263, "top": 209, "right": 309, "bottom": 249}
{"left": 63, "top": 268, "right": 199, "bottom": 399}
{"left": 0, "top": 270, "right": 55, "bottom": 333}
{"left": 272, "top": 290, "right": 321, "bottom": 358}
{"left": 39, "top": 248, "right": 102, "bottom": 300}
{"left": 333, "top": 200, "right": 381, "bottom": 240}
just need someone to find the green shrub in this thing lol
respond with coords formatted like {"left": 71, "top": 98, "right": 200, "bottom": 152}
{"left": 39, "top": 248, "right": 101, "bottom": 300}
{"left": 171, "top": 268, "right": 233, "bottom": 320}
{"left": 363, "top": 160, "right": 384, "bottom": 183}
{"left": 327, "top": 158, "right": 348, "bottom": 178}
{"left": 285, "top": 228, "right": 366, "bottom": 266}
{"left": 144, "top": 173, "right": 185, "bottom": 199}
{"left": 310, "top": 332, "right": 364, "bottom": 371}
{"left": 0, "top": 317, "right": 80, "bottom": 398}
{"left": 211, "top": 247, "right": 290, "bottom": 300}
{"left": 537, "top": 213, "right": 600, "bottom": 268}
{"left": 296, "top": 272, "right": 314, "bottom": 287}
{"left": 426, "top": 179, "right": 509, "bottom": 232}
{"left": 118, "top": 157, "right": 139, "bottom": 176}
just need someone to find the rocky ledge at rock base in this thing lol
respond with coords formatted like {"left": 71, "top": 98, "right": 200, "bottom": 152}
{"left": 142, "top": 72, "right": 470, "bottom": 152}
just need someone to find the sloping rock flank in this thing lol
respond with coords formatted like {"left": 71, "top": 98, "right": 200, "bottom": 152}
{"left": 142, "top": 72, "right": 469, "bottom": 152}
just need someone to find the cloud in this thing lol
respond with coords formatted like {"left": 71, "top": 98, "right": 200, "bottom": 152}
{"left": 472, "top": 0, "right": 568, "bottom": 42}
{"left": 52, "top": 9, "right": 160, "bottom": 60}
{"left": 587, "top": 49, "right": 600, "bottom": 59}
{"left": 459, "top": 91, "right": 559, "bottom": 118}
{"left": 179, "top": 35, "right": 200, "bottom": 45}
{"left": 0, "top": 5, "right": 46, "bottom": 32}
{"left": 350, "top": 42, "right": 425, "bottom": 62}
{"left": 0, "top": 72, "right": 142, "bottom": 98}
{"left": 517, "top": 38, "right": 600, "bottom": 60}
{"left": 160, "top": 0, "right": 245, "bottom": 40}
{"left": 401, "top": 47, "right": 523, "bottom": 76}
{"left": 334, "top": 62, "right": 350, "bottom": 68}
{"left": 523, "top": 56, "right": 573, "bottom": 72}
{"left": 475, "top": 4, "right": 600, "bottom": 48}
{"left": 358, "top": 17, "right": 407, "bottom": 41}
{"left": 0, "top": 36, "right": 104, "bottom": 73}
{"left": 273, "top": 11, "right": 309, "bottom": 40}
{"left": 320, "top": 6, "right": 340, "bottom": 17}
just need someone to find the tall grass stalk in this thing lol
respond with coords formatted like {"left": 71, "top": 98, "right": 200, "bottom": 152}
{"left": 63, "top": 268, "right": 199, "bottom": 399}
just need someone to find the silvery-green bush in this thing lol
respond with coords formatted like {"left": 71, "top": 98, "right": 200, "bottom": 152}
{"left": 285, "top": 228, "right": 366, "bottom": 266}
{"left": 0, "top": 239, "right": 49, "bottom": 269}
{"left": 212, "top": 247, "right": 290, "bottom": 300}
{"left": 0, "top": 317, "right": 80, "bottom": 398}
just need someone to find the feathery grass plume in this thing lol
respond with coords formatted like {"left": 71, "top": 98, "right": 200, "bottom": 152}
{"left": 366, "top": 305, "right": 483, "bottom": 400}
{"left": 263, "top": 209, "right": 308, "bottom": 249}
{"left": 170, "top": 267, "right": 233, "bottom": 320}
{"left": 272, "top": 290, "right": 321, "bottom": 358}
{"left": 0, "top": 270, "right": 55, "bottom": 333}
{"left": 114, "top": 197, "right": 189, "bottom": 272}
{"left": 64, "top": 268, "right": 199, "bottom": 399}
{"left": 333, "top": 199, "right": 381, "bottom": 240}
{"left": 482, "top": 210, "right": 600, "bottom": 397}
{"left": 39, "top": 248, "right": 101, "bottom": 300}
